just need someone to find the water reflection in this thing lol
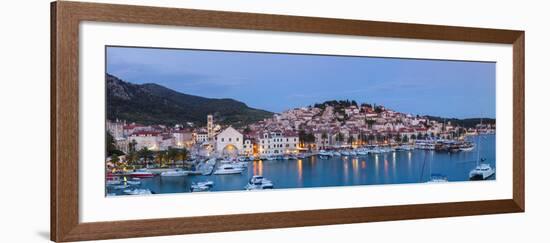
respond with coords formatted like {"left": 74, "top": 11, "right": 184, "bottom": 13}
{"left": 109, "top": 135, "right": 496, "bottom": 195}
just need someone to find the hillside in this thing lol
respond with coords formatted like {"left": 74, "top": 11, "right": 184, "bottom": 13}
{"left": 106, "top": 74, "right": 273, "bottom": 126}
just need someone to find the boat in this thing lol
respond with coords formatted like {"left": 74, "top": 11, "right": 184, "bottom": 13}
{"left": 459, "top": 142, "right": 475, "bottom": 152}
{"left": 190, "top": 180, "right": 214, "bottom": 192}
{"left": 356, "top": 150, "right": 368, "bottom": 156}
{"left": 265, "top": 156, "right": 276, "bottom": 161}
{"left": 106, "top": 178, "right": 121, "bottom": 185}
{"left": 160, "top": 169, "right": 188, "bottom": 177}
{"left": 341, "top": 151, "right": 350, "bottom": 156}
{"left": 190, "top": 184, "right": 211, "bottom": 192}
{"left": 197, "top": 180, "right": 214, "bottom": 187}
{"left": 469, "top": 121, "right": 496, "bottom": 180}
{"left": 469, "top": 163, "right": 495, "bottom": 180}
{"left": 126, "top": 180, "right": 141, "bottom": 185}
{"left": 123, "top": 188, "right": 152, "bottom": 195}
{"left": 213, "top": 164, "right": 244, "bottom": 175}
{"left": 111, "top": 184, "right": 129, "bottom": 189}
{"left": 332, "top": 151, "right": 341, "bottom": 156}
{"left": 129, "top": 169, "right": 154, "bottom": 178}
{"left": 297, "top": 153, "right": 306, "bottom": 159}
{"left": 245, "top": 175, "right": 274, "bottom": 190}
{"left": 428, "top": 173, "right": 448, "bottom": 183}
{"left": 318, "top": 150, "right": 333, "bottom": 159}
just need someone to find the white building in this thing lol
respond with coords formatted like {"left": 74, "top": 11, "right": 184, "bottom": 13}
{"left": 129, "top": 131, "right": 162, "bottom": 151}
{"left": 195, "top": 132, "right": 209, "bottom": 144}
{"left": 106, "top": 120, "right": 124, "bottom": 139}
{"left": 258, "top": 131, "right": 299, "bottom": 156}
{"left": 215, "top": 126, "right": 244, "bottom": 156}
{"left": 173, "top": 131, "right": 194, "bottom": 149}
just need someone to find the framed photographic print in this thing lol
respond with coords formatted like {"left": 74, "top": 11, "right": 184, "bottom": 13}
{"left": 51, "top": 1, "right": 524, "bottom": 242}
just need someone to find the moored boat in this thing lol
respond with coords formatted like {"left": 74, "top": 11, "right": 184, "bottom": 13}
{"left": 129, "top": 169, "right": 154, "bottom": 178}
{"left": 213, "top": 164, "right": 244, "bottom": 175}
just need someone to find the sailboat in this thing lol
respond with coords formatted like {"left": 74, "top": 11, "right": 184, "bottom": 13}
{"left": 469, "top": 119, "right": 495, "bottom": 180}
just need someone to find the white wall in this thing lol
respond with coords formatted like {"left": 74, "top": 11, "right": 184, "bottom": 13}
{"left": 0, "top": 0, "right": 548, "bottom": 242}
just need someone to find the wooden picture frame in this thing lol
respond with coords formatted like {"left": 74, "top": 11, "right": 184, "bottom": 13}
{"left": 51, "top": 1, "right": 524, "bottom": 242}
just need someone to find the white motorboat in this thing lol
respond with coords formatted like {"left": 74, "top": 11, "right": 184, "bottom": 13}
{"left": 106, "top": 178, "right": 121, "bottom": 185}
{"left": 459, "top": 142, "right": 475, "bottom": 152}
{"left": 190, "top": 180, "right": 214, "bottom": 192}
{"left": 265, "top": 156, "right": 276, "bottom": 161}
{"left": 469, "top": 120, "right": 495, "bottom": 180}
{"left": 126, "top": 180, "right": 141, "bottom": 185}
{"left": 469, "top": 163, "right": 495, "bottom": 180}
{"left": 427, "top": 173, "right": 448, "bottom": 183}
{"left": 190, "top": 184, "right": 211, "bottom": 192}
{"left": 356, "top": 150, "right": 368, "bottom": 156}
{"left": 213, "top": 164, "right": 244, "bottom": 175}
{"left": 123, "top": 188, "right": 152, "bottom": 195}
{"left": 245, "top": 175, "right": 274, "bottom": 190}
{"left": 129, "top": 169, "right": 154, "bottom": 178}
{"left": 111, "top": 184, "right": 129, "bottom": 189}
{"left": 332, "top": 151, "right": 341, "bottom": 156}
{"left": 160, "top": 169, "right": 188, "bottom": 177}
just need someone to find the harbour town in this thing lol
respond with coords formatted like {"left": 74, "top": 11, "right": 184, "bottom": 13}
{"left": 106, "top": 101, "right": 496, "bottom": 196}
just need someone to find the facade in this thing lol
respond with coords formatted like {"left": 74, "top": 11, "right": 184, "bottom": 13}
{"left": 207, "top": 114, "right": 214, "bottom": 141}
{"left": 215, "top": 126, "right": 244, "bottom": 155}
{"left": 129, "top": 131, "right": 162, "bottom": 151}
{"left": 106, "top": 119, "right": 124, "bottom": 139}
{"left": 173, "top": 131, "right": 194, "bottom": 149}
{"left": 195, "top": 132, "right": 209, "bottom": 144}
{"left": 258, "top": 131, "right": 299, "bottom": 156}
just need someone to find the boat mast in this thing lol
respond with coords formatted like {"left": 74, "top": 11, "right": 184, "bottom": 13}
{"left": 476, "top": 118, "right": 483, "bottom": 166}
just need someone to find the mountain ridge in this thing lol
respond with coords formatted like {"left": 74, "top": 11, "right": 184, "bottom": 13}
{"left": 106, "top": 74, "right": 273, "bottom": 126}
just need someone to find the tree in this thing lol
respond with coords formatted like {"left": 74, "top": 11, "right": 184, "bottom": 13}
{"left": 128, "top": 139, "right": 138, "bottom": 153}
{"left": 106, "top": 131, "right": 123, "bottom": 157}
{"left": 110, "top": 154, "right": 120, "bottom": 164}
{"left": 395, "top": 134, "right": 402, "bottom": 143}
{"left": 402, "top": 134, "right": 409, "bottom": 143}
{"left": 138, "top": 147, "right": 154, "bottom": 166}
{"left": 298, "top": 130, "right": 307, "bottom": 147}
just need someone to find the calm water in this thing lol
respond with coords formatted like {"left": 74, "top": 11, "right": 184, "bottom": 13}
{"left": 108, "top": 134, "right": 495, "bottom": 195}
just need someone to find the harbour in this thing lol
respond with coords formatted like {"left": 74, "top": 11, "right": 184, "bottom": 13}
{"left": 106, "top": 134, "right": 495, "bottom": 196}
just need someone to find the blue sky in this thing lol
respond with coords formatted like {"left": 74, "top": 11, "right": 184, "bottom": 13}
{"left": 106, "top": 46, "right": 496, "bottom": 119}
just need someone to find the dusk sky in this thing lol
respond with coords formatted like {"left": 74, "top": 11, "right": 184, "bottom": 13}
{"left": 106, "top": 46, "right": 496, "bottom": 119}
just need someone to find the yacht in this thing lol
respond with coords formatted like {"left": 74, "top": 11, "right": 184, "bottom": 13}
{"left": 126, "top": 180, "right": 141, "bottom": 185}
{"left": 265, "top": 156, "right": 276, "bottom": 161}
{"left": 129, "top": 169, "right": 154, "bottom": 178}
{"left": 190, "top": 180, "right": 214, "bottom": 192}
{"left": 245, "top": 175, "right": 274, "bottom": 190}
{"left": 213, "top": 164, "right": 244, "bottom": 175}
{"left": 332, "top": 151, "right": 342, "bottom": 156}
{"left": 459, "top": 142, "right": 475, "bottom": 152}
{"left": 190, "top": 184, "right": 211, "bottom": 192}
{"left": 469, "top": 163, "right": 495, "bottom": 180}
{"left": 160, "top": 169, "right": 188, "bottom": 177}
{"left": 428, "top": 173, "right": 449, "bottom": 183}
{"left": 469, "top": 120, "right": 495, "bottom": 180}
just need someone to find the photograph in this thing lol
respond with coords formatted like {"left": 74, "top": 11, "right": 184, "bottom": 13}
{"left": 105, "top": 46, "right": 496, "bottom": 196}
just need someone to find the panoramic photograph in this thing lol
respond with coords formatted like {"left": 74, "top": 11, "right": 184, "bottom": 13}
{"left": 105, "top": 46, "right": 496, "bottom": 196}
